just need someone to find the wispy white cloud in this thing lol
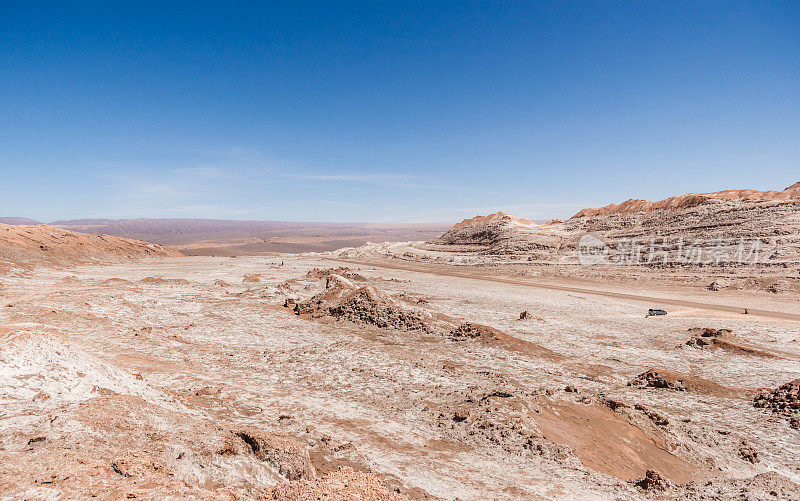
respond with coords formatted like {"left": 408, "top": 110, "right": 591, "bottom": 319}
{"left": 79, "top": 147, "right": 480, "bottom": 220}
{"left": 272, "top": 172, "right": 426, "bottom": 190}
{"left": 130, "top": 183, "right": 175, "bottom": 196}
{"left": 174, "top": 166, "right": 233, "bottom": 179}
{"left": 279, "top": 173, "right": 411, "bottom": 182}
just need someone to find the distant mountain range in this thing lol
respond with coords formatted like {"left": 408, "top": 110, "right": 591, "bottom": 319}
{"left": 0, "top": 218, "right": 451, "bottom": 255}
{"left": 10, "top": 180, "right": 798, "bottom": 258}
{"left": 0, "top": 217, "right": 43, "bottom": 225}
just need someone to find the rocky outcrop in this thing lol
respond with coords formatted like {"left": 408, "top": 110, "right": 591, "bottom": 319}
{"left": 754, "top": 379, "right": 800, "bottom": 429}
{"left": 628, "top": 369, "right": 738, "bottom": 397}
{"left": 634, "top": 470, "right": 669, "bottom": 491}
{"left": 428, "top": 212, "right": 542, "bottom": 248}
{"left": 687, "top": 327, "right": 731, "bottom": 338}
{"left": 571, "top": 186, "right": 800, "bottom": 218}
{"left": 234, "top": 430, "right": 316, "bottom": 481}
{"left": 293, "top": 275, "right": 433, "bottom": 332}
{"left": 425, "top": 183, "right": 800, "bottom": 267}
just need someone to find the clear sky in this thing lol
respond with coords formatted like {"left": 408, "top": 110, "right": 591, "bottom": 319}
{"left": 1, "top": 1, "right": 798, "bottom": 223}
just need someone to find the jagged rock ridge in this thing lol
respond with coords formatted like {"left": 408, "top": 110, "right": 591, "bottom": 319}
{"left": 425, "top": 183, "right": 800, "bottom": 266}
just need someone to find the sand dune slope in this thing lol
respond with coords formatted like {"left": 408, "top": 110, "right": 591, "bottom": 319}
{"left": 0, "top": 223, "right": 180, "bottom": 267}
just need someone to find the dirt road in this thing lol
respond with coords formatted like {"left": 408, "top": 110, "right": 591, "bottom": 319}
{"left": 326, "top": 258, "right": 800, "bottom": 322}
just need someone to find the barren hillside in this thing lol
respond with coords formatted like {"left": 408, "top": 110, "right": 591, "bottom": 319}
{"left": 428, "top": 212, "right": 540, "bottom": 247}
{"left": 0, "top": 223, "right": 180, "bottom": 268}
{"left": 423, "top": 183, "right": 800, "bottom": 267}
{"left": 0, "top": 218, "right": 42, "bottom": 225}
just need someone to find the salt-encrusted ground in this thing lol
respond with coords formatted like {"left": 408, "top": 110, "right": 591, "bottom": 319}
{"left": 1, "top": 255, "right": 799, "bottom": 499}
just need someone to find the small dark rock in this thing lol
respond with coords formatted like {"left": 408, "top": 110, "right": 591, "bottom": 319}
{"left": 738, "top": 441, "right": 759, "bottom": 464}
{"left": 635, "top": 470, "right": 669, "bottom": 491}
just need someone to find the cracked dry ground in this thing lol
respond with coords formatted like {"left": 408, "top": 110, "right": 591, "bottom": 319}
{"left": 1, "top": 256, "right": 800, "bottom": 499}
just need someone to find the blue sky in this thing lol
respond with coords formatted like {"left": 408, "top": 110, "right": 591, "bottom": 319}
{"left": 1, "top": 1, "right": 798, "bottom": 222}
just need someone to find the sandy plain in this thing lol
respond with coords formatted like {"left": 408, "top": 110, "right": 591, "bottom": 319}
{"left": 1, "top": 254, "right": 799, "bottom": 499}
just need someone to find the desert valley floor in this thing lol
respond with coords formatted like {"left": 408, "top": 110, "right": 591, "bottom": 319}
{"left": 1, "top": 254, "right": 799, "bottom": 500}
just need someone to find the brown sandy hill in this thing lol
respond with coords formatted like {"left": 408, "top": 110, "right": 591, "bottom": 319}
{"left": 449, "top": 322, "right": 562, "bottom": 361}
{"left": 0, "top": 223, "right": 180, "bottom": 267}
{"left": 533, "top": 398, "right": 698, "bottom": 483}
